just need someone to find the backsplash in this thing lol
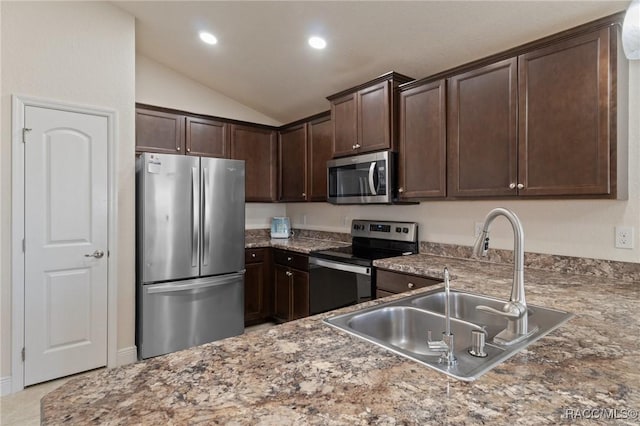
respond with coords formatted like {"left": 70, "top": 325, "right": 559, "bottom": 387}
{"left": 420, "top": 241, "right": 640, "bottom": 283}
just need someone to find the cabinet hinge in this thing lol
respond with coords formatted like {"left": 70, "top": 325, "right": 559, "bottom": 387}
{"left": 22, "top": 128, "right": 32, "bottom": 143}
{"left": 21, "top": 347, "right": 25, "bottom": 362}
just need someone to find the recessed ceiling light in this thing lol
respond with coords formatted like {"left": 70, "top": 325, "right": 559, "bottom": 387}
{"left": 199, "top": 31, "right": 218, "bottom": 45}
{"left": 308, "top": 36, "right": 327, "bottom": 50}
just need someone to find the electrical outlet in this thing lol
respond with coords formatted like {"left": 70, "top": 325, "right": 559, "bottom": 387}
{"left": 615, "top": 226, "right": 634, "bottom": 249}
{"left": 474, "top": 222, "right": 484, "bottom": 237}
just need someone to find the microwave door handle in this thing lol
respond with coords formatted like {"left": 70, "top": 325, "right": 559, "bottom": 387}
{"left": 368, "top": 162, "right": 377, "bottom": 196}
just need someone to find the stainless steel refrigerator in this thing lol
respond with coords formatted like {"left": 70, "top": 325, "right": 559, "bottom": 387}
{"left": 136, "top": 152, "right": 245, "bottom": 359}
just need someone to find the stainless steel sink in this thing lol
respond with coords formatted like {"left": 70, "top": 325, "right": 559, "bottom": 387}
{"left": 324, "top": 288, "right": 573, "bottom": 381}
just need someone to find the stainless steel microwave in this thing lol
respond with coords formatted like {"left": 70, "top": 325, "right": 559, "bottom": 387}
{"left": 327, "top": 151, "right": 394, "bottom": 204}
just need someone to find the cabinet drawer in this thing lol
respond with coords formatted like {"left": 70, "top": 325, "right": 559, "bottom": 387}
{"left": 245, "top": 248, "right": 266, "bottom": 264}
{"left": 273, "top": 249, "right": 309, "bottom": 271}
{"left": 376, "top": 269, "right": 441, "bottom": 294}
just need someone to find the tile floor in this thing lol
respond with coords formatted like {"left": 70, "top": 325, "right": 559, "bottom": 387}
{"left": 0, "top": 322, "right": 277, "bottom": 425}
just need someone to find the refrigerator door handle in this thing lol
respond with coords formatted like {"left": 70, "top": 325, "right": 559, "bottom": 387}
{"left": 202, "top": 167, "right": 211, "bottom": 265}
{"left": 146, "top": 271, "right": 245, "bottom": 294}
{"left": 191, "top": 167, "right": 199, "bottom": 267}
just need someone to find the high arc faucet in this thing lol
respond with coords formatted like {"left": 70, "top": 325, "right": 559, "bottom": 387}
{"left": 472, "top": 208, "right": 537, "bottom": 345}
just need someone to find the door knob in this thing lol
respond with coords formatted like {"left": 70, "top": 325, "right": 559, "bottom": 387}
{"left": 84, "top": 250, "right": 104, "bottom": 259}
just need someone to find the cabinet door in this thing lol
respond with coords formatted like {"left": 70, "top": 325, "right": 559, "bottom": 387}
{"left": 136, "top": 108, "right": 185, "bottom": 154}
{"left": 331, "top": 93, "right": 358, "bottom": 157}
{"left": 447, "top": 58, "right": 518, "bottom": 198}
{"left": 244, "top": 262, "right": 265, "bottom": 323}
{"left": 278, "top": 124, "right": 308, "bottom": 201}
{"left": 229, "top": 124, "right": 277, "bottom": 202}
{"left": 357, "top": 80, "right": 391, "bottom": 152}
{"left": 307, "top": 115, "right": 332, "bottom": 201}
{"left": 398, "top": 80, "right": 447, "bottom": 199}
{"left": 291, "top": 269, "right": 309, "bottom": 320}
{"left": 273, "top": 265, "right": 292, "bottom": 322}
{"left": 518, "top": 28, "right": 611, "bottom": 196}
{"left": 186, "top": 117, "right": 228, "bottom": 158}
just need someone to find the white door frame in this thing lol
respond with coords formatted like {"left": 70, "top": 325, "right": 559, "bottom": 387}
{"left": 11, "top": 95, "right": 119, "bottom": 392}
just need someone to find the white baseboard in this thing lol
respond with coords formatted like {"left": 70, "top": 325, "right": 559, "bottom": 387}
{"left": 116, "top": 346, "right": 137, "bottom": 367}
{"left": 0, "top": 376, "right": 12, "bottom": 396}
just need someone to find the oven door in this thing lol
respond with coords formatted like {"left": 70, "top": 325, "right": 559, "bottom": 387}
{"left": 327, "top": 151, "right": 391, "bottom": 204}
{"left": 308, "top": 257, "right": 372, "bottom": 315}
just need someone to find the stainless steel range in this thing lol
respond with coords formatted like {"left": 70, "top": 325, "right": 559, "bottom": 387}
{"left": 308, "top": 220, "right": 419, "bottom": 314}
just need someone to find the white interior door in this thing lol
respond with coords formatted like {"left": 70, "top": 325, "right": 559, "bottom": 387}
{"left": 23, "top": 105, "right": 108, "bottom": 386}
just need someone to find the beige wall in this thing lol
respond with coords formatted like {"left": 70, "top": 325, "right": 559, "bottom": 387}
{"left": 0, "top": 1, "right": 136, "bottom": 379}
{"left": 287, "top": 61, "right": 640, "bottom": 263}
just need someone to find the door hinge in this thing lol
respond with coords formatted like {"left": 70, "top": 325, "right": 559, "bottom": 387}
{"left": 22, "top": 128, "right": 32, "bottom": 143}
{"left": 22, "top": 239, "right": 25, "bottom": 253}
{"left": 21, "top": 347, "right": 25, "bottom": 362}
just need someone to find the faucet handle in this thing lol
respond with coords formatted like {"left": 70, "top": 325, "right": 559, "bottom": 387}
{"left": 476, "top": 303, "right": 525, "bottom": 319}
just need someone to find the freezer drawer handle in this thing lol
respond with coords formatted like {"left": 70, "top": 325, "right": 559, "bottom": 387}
{"left": 146, "top": 271, "right": 245, "bottom": 294}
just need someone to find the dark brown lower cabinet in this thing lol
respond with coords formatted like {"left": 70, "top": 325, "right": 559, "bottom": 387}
{"left": 244, "top": 248, "right": 273, "bottom": 325}
{"left": 273, "top": 250, "right": 309, "bottom": 322}
{"left": 376, "top": 269, "right": 441, "bottom": 298}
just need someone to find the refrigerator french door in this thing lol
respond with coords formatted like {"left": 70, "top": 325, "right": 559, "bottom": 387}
{"left": 136, "top": 153, "right": 245, "bottom": 359}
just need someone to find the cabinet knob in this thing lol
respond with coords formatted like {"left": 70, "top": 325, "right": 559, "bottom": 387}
{"left": 355, "top": 143, "right": 361, "bottom": 149}
{"left": 287, "top": 256, "right": 292, "bottom": 261}
{"left": 302, "top": 192, "right": 306, "bottom": 197}
{"left": 286, "top": 271, "right": 292, "bottom": 277}
{"left": 251, "top": 253, "right": 256, "bottom": 258}
{"left": 352, "top": 144, "right": 357, "bottom": 150}
{"left": 407, "top": 282, "right": 415, "bottom": 289}
{"left": 186, "top": 148, "right": 191, "bottom": 152}
{"left": 176, "top": 146, "right": 181, "bottom": 151}
{"left": 517, "top": 183, "right": 525, "bottom": 189}
{"left": 398, "top": 187, "right": 404, "bottom": 193}
{"left": 509, "top": 183, "right": 516, "bottom": 189}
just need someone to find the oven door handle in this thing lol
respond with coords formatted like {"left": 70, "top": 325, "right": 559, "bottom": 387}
{"left": 368, "top": 162, "right": 377, "bottom": 195}
{"left": 309, "top": 257, "right": 371, "bottom": 276}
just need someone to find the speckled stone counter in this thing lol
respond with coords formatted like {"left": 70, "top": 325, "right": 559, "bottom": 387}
{"left": 244, "top": 228, "right": 351, "bottom": 253}
{"left": 42, "top": 254, "right": 640, "bottom": 425}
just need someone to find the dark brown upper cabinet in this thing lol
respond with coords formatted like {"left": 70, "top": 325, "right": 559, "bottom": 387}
{"left": 307, "top": 115, "right": 332, "bottom": 201}
{"left": 518, "top": 27, "right": 612, "bottom": 197}
{"left": 229, "top": 124, "right": 278, "bottom": 202}
{"left": 398, "top": 79, "right": 447, "bottom": 199}
{"left": 278, "top": 112, "right": 332, "bottom": 202}
{"left": 446, "top": 26, "right": 616, "bottom": 199}
{"left": 447, "top": 58, "right": 518, "bottom": 198}
{"left": 185, "top": 116, "right": 229, "bottom": 158}
{"left": 278, "top": 123, "right": 308, "bottom": 202}
{"left": 135, "top": 108, "right": 185, "bottom": 154}
{"left": 327, "top": 72, "right": 413, "bottom": 158}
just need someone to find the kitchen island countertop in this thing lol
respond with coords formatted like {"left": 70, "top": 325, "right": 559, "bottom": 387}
{"left": 41, "top": 254, "right": 640, "bottom": 425}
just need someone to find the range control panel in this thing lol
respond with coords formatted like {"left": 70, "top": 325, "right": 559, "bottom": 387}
{"left": 351, "top": 220, "right": 418, "bottom": 243}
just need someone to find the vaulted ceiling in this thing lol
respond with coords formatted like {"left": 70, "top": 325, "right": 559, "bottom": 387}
{"left": 114, "top": 1, "right": 627, "bottom": 123}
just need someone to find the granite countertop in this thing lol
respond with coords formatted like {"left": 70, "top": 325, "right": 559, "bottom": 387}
{"left": 42, "top": 254, "right": 640, "bottom": 425}
{"left": 245, "top": 235, "right": 350, "bottom": 254}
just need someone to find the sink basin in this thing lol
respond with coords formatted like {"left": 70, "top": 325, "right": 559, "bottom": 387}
{"left": 410, "top": 290, "right": 533, "bottom": 339}
{"left": 343, "top": 306, "right": 484, "bottom": 356}
{"left": 324, "top": 288, "right": 573, "bottom": 381}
